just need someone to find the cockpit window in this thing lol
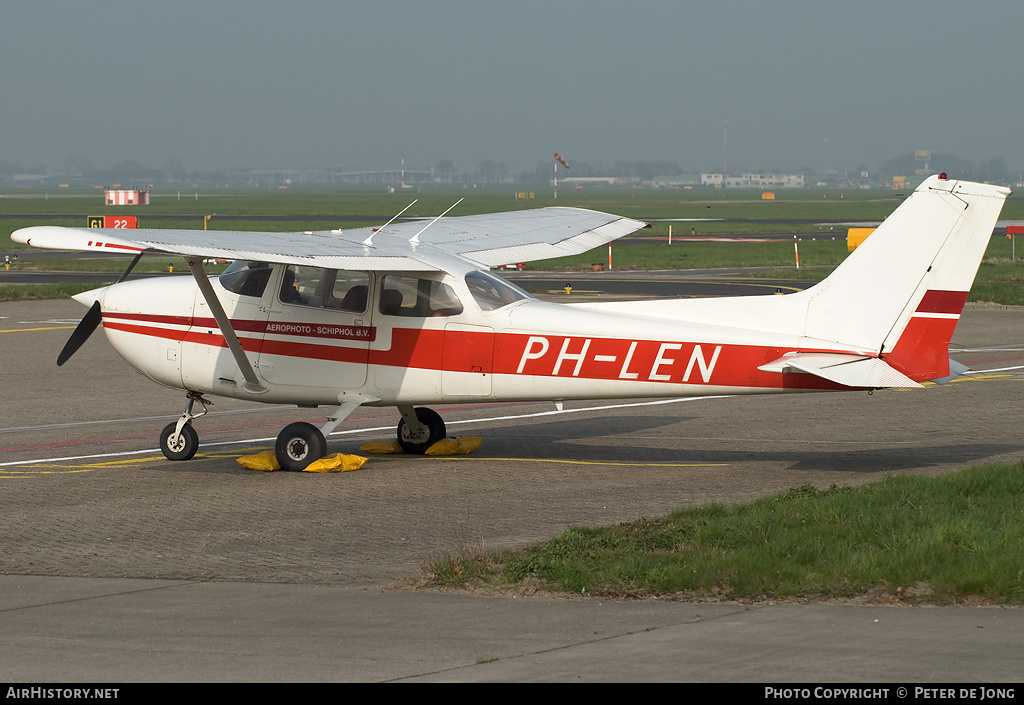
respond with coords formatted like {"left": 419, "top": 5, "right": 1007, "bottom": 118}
{"left": 219, "top": 260, "right": 272, "bottom": 298}
{"left": 277, "top": 266, "right": 371, "bottom": 311}
{"left": 379, "top": 275, "right": 463, "bottom": 317}
{"left": 330, "top": 271, "right": 371, "bottom": 312}
{"left": 278, "top": 265, "right": 326, "bottom": 306}
{"left": 465, "top": 270, "right": 530, "bottom": 311}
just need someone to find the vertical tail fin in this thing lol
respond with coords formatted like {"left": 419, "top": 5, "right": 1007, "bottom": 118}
{"left": 573, "top": 175, "right": 1008, "bottom": 388}
{"left": 797, "top": 175, "right": 1009, "bottom": 381}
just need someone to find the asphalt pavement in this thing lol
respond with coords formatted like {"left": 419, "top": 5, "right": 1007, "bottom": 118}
{"left": 1, "top": 297, "right": 1022, "bottom": 683}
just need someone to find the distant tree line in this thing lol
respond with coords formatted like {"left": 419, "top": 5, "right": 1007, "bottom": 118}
{"left": 0, "top": 152, "right": 1017, "bottom": 188}
{"left": 878, "top": 152, "right": 1011, "bottom": 184}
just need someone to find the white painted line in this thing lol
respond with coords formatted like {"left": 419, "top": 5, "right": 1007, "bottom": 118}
{"left": 430, "top": 396, "right": 730, "bottom": 427}
{"left": 955, "top": 347, "right": 1024, "bottom": 352}
{"left": 963, "top": 365, "right": 1024, "bottom": 374}
{"left": 0, "top": 405, "right": 309, "bottom": 434}
{"left": 0, "top": 396, "right": 726, "bottom": 468}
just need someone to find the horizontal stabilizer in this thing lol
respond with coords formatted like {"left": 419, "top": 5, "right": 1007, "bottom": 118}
{"left": 758, "top": 353, "right": 923, "bottom": 389}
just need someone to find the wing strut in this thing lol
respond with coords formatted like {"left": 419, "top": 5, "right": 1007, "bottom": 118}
{"left": 185, "top": 257, "right": 267, "bottom": 395}
{"left": 362, "top": 199, "right": 417, "bottom": 247}
{"left": 410, "top": 198, "right": 463, "bottom": 244}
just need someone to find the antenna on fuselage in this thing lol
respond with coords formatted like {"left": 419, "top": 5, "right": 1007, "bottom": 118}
{"left": 410, "top": 198, "right": 463, "bottom": 245}
{"left": 362, "top": 199, "right": 418, "bottom": 247}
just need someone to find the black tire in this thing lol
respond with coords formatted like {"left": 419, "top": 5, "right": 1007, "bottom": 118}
{"left": 396, "top": 407, "right": 446, "bottom": 454}
{"left": 159, "top": 422, "right": 199, "bottom": 461}
{"left": 275, "top": 422, "right": 327, "bottom": 471}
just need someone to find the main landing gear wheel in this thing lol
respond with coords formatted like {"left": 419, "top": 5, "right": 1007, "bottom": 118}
{"left": 397, "top": 407, "right": 446, "bottom": 455}
{"left": 275, "top": 422, "right": 327, "bottom": 471}
{"left": 159, "top": 422, "right": 199, "bottom": 461}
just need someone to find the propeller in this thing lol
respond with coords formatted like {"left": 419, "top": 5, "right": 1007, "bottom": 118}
{"left": 57, "top": 300, "right": 102, "bottom": 366}
{"left": 57, "top": 251, "right": 144, "bottom": 366}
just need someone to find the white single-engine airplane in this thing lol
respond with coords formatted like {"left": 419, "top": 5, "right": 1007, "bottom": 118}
{"left": 12, "top": 175, "right": 1009, "bottom": 470}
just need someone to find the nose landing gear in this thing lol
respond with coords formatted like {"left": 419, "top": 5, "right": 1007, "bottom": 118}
{"left": 159, "top": 392, "right": 210, "bottom": 462}
{"left": 157, "top": 394, "right": 447, "bottom": 468}
{"left": 160, "top": 422, "right": 199, "bottom": 461}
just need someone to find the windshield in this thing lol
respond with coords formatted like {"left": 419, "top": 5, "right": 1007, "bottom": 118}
{"left": 465, "top": 270, "right": 530, "bottom": 311}
{"left": 219, "top": 260, "right": 272, "bottom": 298}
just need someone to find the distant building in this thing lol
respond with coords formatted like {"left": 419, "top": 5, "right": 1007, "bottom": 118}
{"left": 650, "top": 174, "right": 702, "bottom": 188}
{"left": 557, "top": 176, "right": 625, "bottom": 186}
{"left": 105, "top": 188, "right": 149, "bottom": 205}
{"left": 703, "top": 173, "right": 804, "bottom": 189}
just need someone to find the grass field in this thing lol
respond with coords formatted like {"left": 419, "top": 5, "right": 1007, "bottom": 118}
{"left": 4, "top": 185, "right": 1023, "bottom": 305}
{"left": 423, "top": 462, "right": 1024, "bottom": 605}
{"left": 5, "top": 183, "right": 1024, "bottom": 237}
{"left": 0, "top": 282, "right": 100, "bottom": 302}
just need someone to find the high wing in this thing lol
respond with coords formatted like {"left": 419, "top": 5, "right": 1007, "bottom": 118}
{"left": 12, "top": 207, "right": 647, "bottom": 271}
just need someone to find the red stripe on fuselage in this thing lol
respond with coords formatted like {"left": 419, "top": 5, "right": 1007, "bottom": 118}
{"left": 102, "top": 312, "right": 192, "bottom": 327}
{"left": 492, "top": 332, "right": 842, "bottom": 390}
{"left": 102, "top": 312, "right": 376, "bottom": 343}
{"left": 103, "top": 313, "right": 849, "bottom": 391}
{"left": 103, "top": 320, "right": 190, "bottom": 343}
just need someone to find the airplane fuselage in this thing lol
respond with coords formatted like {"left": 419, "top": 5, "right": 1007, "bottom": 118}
{"left": 93, "top": 263, "right": 856, "bottom": 411}
{"left": 15, "top": 177, "right": 1012, "bottom": 466}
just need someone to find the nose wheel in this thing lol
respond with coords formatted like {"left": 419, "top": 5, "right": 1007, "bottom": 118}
{"left": 159, "top": 422, "right": 199, "bottom": 461}
{"left": 159, "top": 392, "right": 209, "bottom": 461}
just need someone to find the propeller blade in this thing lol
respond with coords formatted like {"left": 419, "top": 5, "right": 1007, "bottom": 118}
{"left": 57, "top": 300, "right": 102, "bottom": 366}
{"left": 56, "top": 251, "right": 140, "bottom": 366}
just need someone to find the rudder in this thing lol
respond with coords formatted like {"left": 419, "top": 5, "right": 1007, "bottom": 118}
{"left": 797, "top": 175, "right": 1009, "bottom": 381}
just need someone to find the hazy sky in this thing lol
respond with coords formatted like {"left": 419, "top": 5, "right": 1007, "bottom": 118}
{"left": 3, "top": 0, "right": 1023, "bottom": 175}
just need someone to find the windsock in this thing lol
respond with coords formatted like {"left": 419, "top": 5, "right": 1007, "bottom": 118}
{"left": 554, "top": 153, "right": 570, "bottom": 169}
